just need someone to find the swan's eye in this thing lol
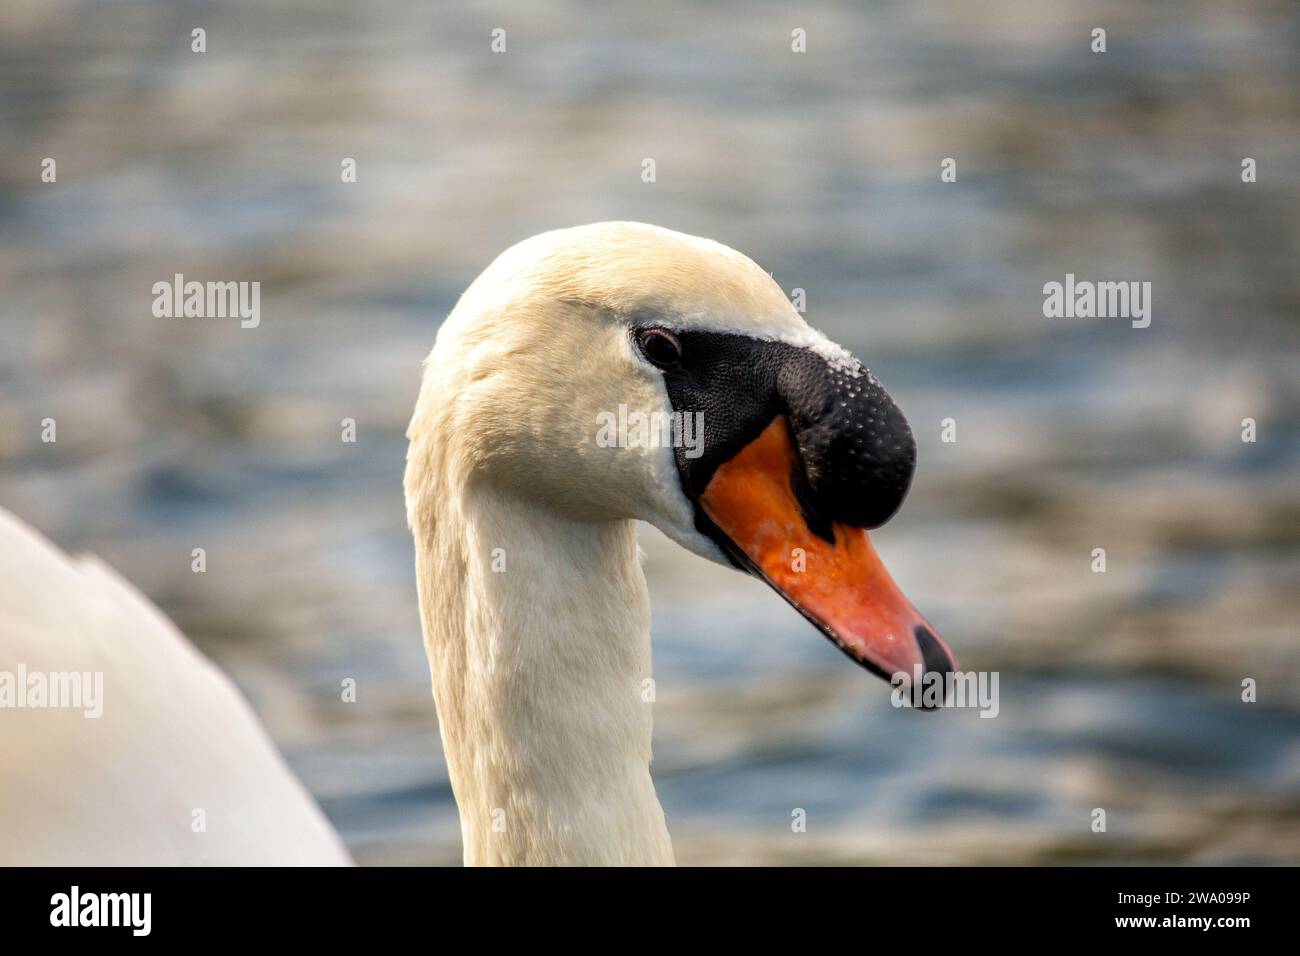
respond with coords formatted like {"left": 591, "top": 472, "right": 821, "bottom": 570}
{"left": 637, "top": 329, "right": 682, "bottom": 369}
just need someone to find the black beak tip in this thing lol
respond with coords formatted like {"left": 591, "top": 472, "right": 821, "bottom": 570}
{"left": 914, "top": 625, "right": 955, "bottom": 711}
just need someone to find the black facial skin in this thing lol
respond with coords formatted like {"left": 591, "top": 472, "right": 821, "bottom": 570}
{"left": 632, "top": 326, "right": 918, "bottom": 554}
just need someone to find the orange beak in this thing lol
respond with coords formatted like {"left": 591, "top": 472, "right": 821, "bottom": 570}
{"left": 699, "top": 418, "right": 956, "bottom": 696}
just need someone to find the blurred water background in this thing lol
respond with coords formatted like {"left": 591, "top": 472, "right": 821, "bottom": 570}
{"left": 1, "top": 0, "right": 1297, "bottom": 864}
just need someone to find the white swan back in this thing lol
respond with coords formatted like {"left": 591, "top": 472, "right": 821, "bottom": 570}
{"left": 0, "top": 508, "right": 350, "bottom": 865}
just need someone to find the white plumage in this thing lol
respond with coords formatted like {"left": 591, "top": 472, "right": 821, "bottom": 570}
{"left": 0, "top": 509, "right": 350, "bottom": 865}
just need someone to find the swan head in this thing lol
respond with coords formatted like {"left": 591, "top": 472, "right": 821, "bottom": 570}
{"left": 407, "top": 221, "right": 955, "bottom": 693}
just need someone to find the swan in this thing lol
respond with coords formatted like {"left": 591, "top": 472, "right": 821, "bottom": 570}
{"left": 0, "top": 509, "right": 351, "bottom": 865}
{"left": 0, "top": 222, "right": 955, "bottom": 866}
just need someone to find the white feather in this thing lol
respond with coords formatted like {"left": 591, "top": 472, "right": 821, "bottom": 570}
{"left": 0, "top": 509, "right": 351, "bottom": 865}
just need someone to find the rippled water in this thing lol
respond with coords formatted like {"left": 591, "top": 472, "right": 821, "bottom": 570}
{"left": 1, "top": 0, "right": 1297, "bottom": 864}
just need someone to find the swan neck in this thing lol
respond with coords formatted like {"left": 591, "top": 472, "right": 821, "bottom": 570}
{"left": 414, "top": 483, "right": 673, "bottom": 866}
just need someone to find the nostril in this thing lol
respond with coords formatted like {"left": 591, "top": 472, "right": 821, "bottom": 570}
{"left": 789, "top": 459, "right": 836, "bottom": 545}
